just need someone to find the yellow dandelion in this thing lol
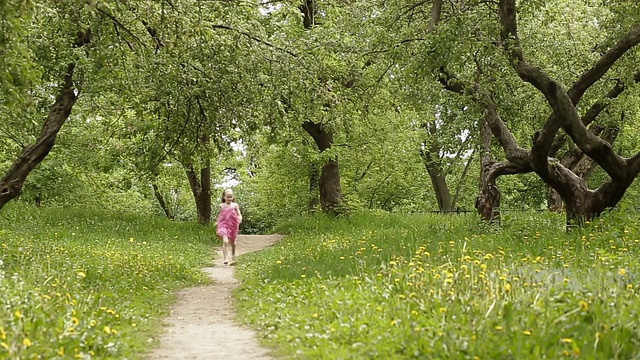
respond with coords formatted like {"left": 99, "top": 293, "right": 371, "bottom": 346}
{"left": 77, "top": 271, "right": 86, "bottom": 278}
{"left": 391, "top": 319, "right": 398, "bottom": 326}
{"left": 1, "top": 342, "right": 8, "bottom": 350}
{"left": 627, "top": 284, "right": 633, "bottom": 290}
{"left": 494, "top": 326, "right": 503, "bottom": 331}
{"left": 560, "top": 338, "right": 573, "bottom": 343}
{"left": 23, "top": 338, "right": 32, "bottom": 347}
{"left": 103, "top": 326, "right": 112, "bottom": 334}
{"left": 439, "top": 307, "right": 447, "bottom": 313}
{"left": 14, "top": 310, "right": 22, "bottom": 319}
{"left": 0, "top": 327, "right": 5, "bottom": 340}
{"left": 523, "top": 330, "right": 532, "bottom": 336}
{"left": 312, "top": 313, "right": 318, "bottom": 318}
{"left": 618, "top": 268, "right": 627, "bottom": 276}
{"left": 504, "top": 283, "right": 512, "bottom": 293}
{"left": 579, "top": 300, "right": 589, "bottom": 311}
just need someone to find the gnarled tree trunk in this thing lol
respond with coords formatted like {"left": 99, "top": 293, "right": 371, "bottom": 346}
{"left": 0, "top": 29, "right": 92, "bottom": 211}
{"left": 302, "top": 121, "right": 343, "bottom": 214}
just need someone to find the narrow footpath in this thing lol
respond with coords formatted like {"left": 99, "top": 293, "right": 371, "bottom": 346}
{"left": 147, "top": 234, "right": 284, "bottom": 360}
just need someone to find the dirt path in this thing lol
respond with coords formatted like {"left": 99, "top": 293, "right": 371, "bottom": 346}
{"left": 147, "top": 234, "right": 284, "bottom": 360}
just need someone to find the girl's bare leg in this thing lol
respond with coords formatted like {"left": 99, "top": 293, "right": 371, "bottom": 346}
{"left": 231, "top": 240, "right": 236, "bottom": 263}
{"left": 222, "top": 236, "right": 230, "bottom": 264}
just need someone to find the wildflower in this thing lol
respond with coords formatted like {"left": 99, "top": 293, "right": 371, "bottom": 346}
{"left": 439, "top": 307, "right": 447, "bottom": 313}
{"left": 0, "top": 343, "right": 7, "bottom": 350}
{"left": 58, "top": 348, "right": 65, "bottom": 356}
{"left": 77, "top": 271, "right": 86, "bottom": 278}
{"left": 312, "top": 313, "right": 318, "bottom": 318}
{"left": 627, "top": 284, "right": 633, "bottom": 290}
{"left": 579, "top": 300, "right": 589, "bottom": 311}
{"left": 560, "top": 338, "right": 573, "bottom": 343}
{"left": 618, "top": 268, "right": 627, "bottom": 276}
{"left": 14, "top": 310, "right": 22, "bottom": 319}
{"left": 523, "top": 330, "right": 532, "bottom": 336}
{"left": 103, "top": 326, "right": 112, "bottom": 334}
{"left": 23, "top": 338, "right": 32, "bottom": 347}
{"left": 494, "top": 326, "right": 503, "bottom": 331}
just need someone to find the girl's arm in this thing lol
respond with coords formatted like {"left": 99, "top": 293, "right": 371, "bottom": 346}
{"left": 236, "top": 204, "right": 243, "bottom": 223}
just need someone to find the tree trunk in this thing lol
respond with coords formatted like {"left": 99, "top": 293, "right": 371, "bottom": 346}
{"left": 308, "top": 163, "right": 320, "bottom": 212}
{"left": 185, "top": 161, "right": 212, "bottom": 225}
{"left": 548, "top": 122, "right": 620, "bottom": 212}
{"left": 152, "top": 182, "right": 174, "bottom": 219}
{"left": 420, "top": 144, "right": 453, "bottom": 212}
{"left": 475, "top": 116, "right": 500, "bottom": 223}
{"left": 302, "top": 121, "right": 343, "bottom": 214}
{"left": 0, "top": 29, "right": 91, "bottom": 211}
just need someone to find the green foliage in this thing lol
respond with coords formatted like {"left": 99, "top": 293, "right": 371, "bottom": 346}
{"left": 236, "top": 209, "right": 640, "bottom": 359}
{"left": 0, "top": 203, "right": 214, "bottom": 358}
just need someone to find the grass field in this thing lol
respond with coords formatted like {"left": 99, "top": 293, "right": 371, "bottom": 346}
{"left": 0, "top": 203, "right": 214, "bottom": 359}
{"left": 2, "top": 203, "right": 640, "bottom": 359}
{"left": 235, "top": 210, "right": 640, "bottom": 359}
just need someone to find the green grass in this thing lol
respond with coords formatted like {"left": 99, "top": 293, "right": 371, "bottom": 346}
{"left": 235, "top": 210, "right": 640, "bottom": 359}
{"left": 0, "top": 202, "right": 215, "bottom": 359}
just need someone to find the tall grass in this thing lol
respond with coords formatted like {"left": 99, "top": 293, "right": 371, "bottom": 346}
{"left": 236, "top": 210, "right": 640, "bottom": 359}
{"left": 0, "top": 203, "right": 214, "bottom": 359}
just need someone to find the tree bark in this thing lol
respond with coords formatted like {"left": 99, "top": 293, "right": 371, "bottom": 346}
{"left": 476, "top": 117, "right": 500, "bottom": 222}
{"left": 420, "top": 138, "right": 452, "bottom": 212}
{"left": 302, "top": 121, "right": 343, "bottom": 214}
{"left": 308, "top": 163, "right": 320, "bottom": 212}
{"left": 185, "top": 161, "right": 212, "bottom": 225}
{"left": 152, "top": 182, "right": 174, "bottom": 219}
{"left": 0, "top": 29, "right": 92, "bottom": 211}
{"left": 497, "top": 0, "right": 640, "bottom": 225}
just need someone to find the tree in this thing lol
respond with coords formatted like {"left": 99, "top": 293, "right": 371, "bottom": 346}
{"left": 0, "top": 3, "right": 92, "bottom": 210}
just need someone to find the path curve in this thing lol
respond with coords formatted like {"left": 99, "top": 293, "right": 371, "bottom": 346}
{"left": 147, "top": 234, "right": 284, "bottom": 360}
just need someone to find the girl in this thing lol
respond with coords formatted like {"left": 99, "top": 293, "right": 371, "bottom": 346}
{"left": 216, "top": 188, "right": 242, "bottom": 265}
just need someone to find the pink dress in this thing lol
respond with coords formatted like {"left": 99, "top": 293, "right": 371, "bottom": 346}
{"left": 216, "top": 203, "right": 240, "bottom": 242}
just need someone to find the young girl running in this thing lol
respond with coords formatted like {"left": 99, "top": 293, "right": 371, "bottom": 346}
{"left": 216, "top": 188, "right": 242, "bottom": 265}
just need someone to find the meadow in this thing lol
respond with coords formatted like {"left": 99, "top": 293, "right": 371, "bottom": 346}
{"left": 0, "top": 203, "right": 214, "bottom": 359}
{"left": 235, "top": 209, "right": 640, "bottom": 359}
{"left": 2, "top": 203, "right": 640, "bottom": 359}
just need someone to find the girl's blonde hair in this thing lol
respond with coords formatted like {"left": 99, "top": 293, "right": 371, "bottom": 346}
{"left": 220, "top": 189, "right": 235, "bottom": 203}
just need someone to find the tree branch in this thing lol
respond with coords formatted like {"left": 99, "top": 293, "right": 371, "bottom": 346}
{"left": 211, "top": 24, "right": 298, "bottom": 58}
{"left": 498, "top": 0, "right": 630, "bottom": 180}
